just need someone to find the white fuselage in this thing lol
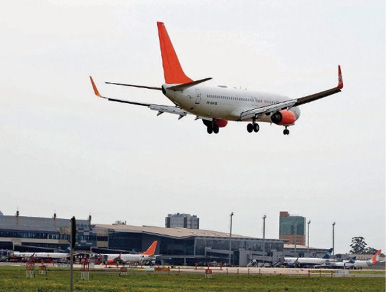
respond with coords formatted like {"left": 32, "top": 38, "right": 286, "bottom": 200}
{"left": 284, "top": 257, "right": 329, "bottom": 266}
{"left": 317, "top": 260, "right": 355, "bottom": 269}
{"left": 12, "top": 252, "right": 69, "bottom": 259}
{"left": 105, "top": 253, "right": 152, "bottom": 263}
{"left": 164, "top": 84, "right": 301, "bottom": 122}
{"left": 352, "top": 260, "right": 373, "bottom": 268}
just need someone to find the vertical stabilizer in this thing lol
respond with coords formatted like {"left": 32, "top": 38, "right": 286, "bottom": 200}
{"left": 157, "top": 22, "right": 193, "bottom": 84}
{"left": 142, "top": 241, "right": 158, "bottom": 256}
{"left": 371, "top": 249, "right": 382, "bottom": 264}
{"left": 322, "top": 248, "right": 333, "bottom": 259}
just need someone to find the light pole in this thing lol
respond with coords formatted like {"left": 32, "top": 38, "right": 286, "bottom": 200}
{"left": 307, "top": 220, "right": 311, "bottom": 254}
{"left": 332, "top": 222, "right": 336, "bottom": 255}
{"left": 262, "top": 215, "right": 266, "bottom": 256}
{"left": 229, "top": 212, "right": 234, "bottom": 266}
{"left": 293, "top": 224, "right": 297, "bottom": 255}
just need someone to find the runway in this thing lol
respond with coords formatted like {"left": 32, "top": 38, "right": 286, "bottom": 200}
{"left": 2, "top": 262, "right": 383, "bottom": 278}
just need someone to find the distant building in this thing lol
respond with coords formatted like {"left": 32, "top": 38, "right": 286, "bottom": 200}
{"left": 279, "top": 211, "right": 306, "bottom": 245}
{"left": 113, "top": 220, "right": 126, "bottom": 225}
{"left": 165, "top": 213, "right": 199, "bottom": 229}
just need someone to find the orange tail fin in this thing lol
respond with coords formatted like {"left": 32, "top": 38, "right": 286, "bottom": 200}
{"left": 157, "top": 22, "right": 192, "bottom": 84}
{"left": 142, "top": 241, "right": 158, "bottom": 256}
{"left": 372, "top": 249, "right": 382, "bottom": 264}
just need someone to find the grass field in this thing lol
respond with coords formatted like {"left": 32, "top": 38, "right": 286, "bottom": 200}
{"left": 0, "top": 266, "right": 385, "bottom": 292}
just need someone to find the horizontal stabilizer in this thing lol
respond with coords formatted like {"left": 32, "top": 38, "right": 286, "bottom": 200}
{"left": 105, "top": 82, "right": 162, "bottom": 91}
{"left": 168, "top": 77, "right": 212, "bottom": 91}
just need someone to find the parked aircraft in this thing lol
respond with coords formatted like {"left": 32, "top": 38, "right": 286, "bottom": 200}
{"left": 90, "top": 22, "right": 343, "bottom": 135}
{"left": 284, "top": 248, "right": 333, "bottom": 268}
{"left": 10, "top": 251, "right": 70, "bottom": 262}
{"left": 352, "top": 249, "right": 382, "bottom": 269}
{"left": 315, "top": 256, "right": 356, "bottom": 269}
{"left": 104, "top": 241, "right": 157, "bottom": 265}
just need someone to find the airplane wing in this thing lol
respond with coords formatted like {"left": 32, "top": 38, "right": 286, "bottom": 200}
{"left": 240, "top": 99, "right": 298, "bottom": 120}
{"left": 240, "top": 65, "right": 343, "bottom": 121}
{"left": 90, "top": 77, "right": 189, "bottom": 119}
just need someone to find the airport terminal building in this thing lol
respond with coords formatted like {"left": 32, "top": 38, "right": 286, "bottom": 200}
{"left": 0, "top": 213, "right": 284, "bottom": 266}
{"left": 95, "top": 223, "right": 284, "bottom": 266}
{"left": 0, "top": 213, "right": 108, "bottom": 252}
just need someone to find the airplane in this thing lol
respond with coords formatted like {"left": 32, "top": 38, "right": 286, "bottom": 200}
{"left": 10, "top": 251, "right": 70, "bottom": 262}
{"left": 352, "top": 249, "right": 382, "bottom": 269}
{"left": 90, "top": 22, "right": 343, "bottom": 135}
{"left": 104, "top": 241, "right": 157, "bottom": 265}
{"left": 315, "top": 256, "right": 356, "bottom": 269}
{"left": 284, "top": 248, "right": 333, "bottom": 268}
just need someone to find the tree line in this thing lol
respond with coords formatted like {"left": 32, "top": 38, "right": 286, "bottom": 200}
{"left": 350, "top": 236, "right": 381, "bottom": 254}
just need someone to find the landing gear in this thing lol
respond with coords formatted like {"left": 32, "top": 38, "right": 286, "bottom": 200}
{"left": 204, "top": 120, "right": 219, "bottom": 134}
{"left": 213, "top": 124, "right": 219, "bottom": 134}
{"left": 253, "top": 123, "right": 259, "bottom": 132}
{"left": 247, "top": 122, "right": 260, "bottom": 133}
{"left": 283, "top": 126, "right": 290, "bottom": 135}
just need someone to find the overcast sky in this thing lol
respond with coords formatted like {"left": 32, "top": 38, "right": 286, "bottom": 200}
{"left": 0, "top": 1, "right": 384, "bottom": 254}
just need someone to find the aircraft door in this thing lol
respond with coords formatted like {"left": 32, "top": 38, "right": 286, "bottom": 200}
{"left": 195, "top": 89, "right": 201, "bottom": 104}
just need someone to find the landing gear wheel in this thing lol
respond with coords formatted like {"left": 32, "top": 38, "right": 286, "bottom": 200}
{"left": 207, "top": 126, "right": 213, "bottom": 134}
{"left": 283, "top": 129, "right": 290, "bottom": 135}
{"left": 213, "top": 125, "right": 219, "bottom": 134}
{"left": 253, "top": 123, "right": 260, "bottom": 132}
{"left": 247, "top": 123, "right": 254, "bottom": 133}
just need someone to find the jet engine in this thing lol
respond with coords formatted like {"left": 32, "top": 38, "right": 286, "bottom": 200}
{"left": 270, "top": 110, "right": 296, "bottom": 125}
{"left": 202, "top": 118, "right": 228, "bottom": 134}
{"left": 202, "top": 119, "right": 228, "bottom": 128}
{"left": 214, "top": 119, "right": 228, "bottom": 128}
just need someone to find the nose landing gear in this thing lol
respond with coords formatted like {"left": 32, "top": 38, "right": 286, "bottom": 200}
{"left": 283, "top": 126, "right": 290, "bottom": 135}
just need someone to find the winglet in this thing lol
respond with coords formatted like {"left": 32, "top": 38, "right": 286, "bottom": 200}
{"left": 142, "top": 241, "right": 158, "bottom": 256}
{"left": 90, "top": 76, "right": 102, "bottom": 97}
{"left": 337, "top": 65, "right": 343, "bottom": 89}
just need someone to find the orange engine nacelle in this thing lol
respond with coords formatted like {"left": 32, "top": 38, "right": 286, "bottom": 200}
{"left": 271, "top": 110, "right": 296, "bottom": 125}
{"left": 214, "top": 119, "right": 228, "bottom": 128}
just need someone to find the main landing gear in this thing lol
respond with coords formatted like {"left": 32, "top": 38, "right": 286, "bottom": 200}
{"left": 204, "top": 120, "right": 219, "bottom": 134}
{"left": 247, "top": 122, "right": 259, "bottom": 133}
{"left": 283, "top": 126, "right": 290, "bottom": 135}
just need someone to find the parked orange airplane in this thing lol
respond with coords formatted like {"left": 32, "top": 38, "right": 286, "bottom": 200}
{"left": 90, "top": 22, "right": 343, "bottom": 135}
{"left": 103, "top": 241, "right": 157, "bottom": 265}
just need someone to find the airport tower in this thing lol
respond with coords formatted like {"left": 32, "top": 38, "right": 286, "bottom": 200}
{"left": 279, "top": 211, "right": 306, "bottom": 245}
